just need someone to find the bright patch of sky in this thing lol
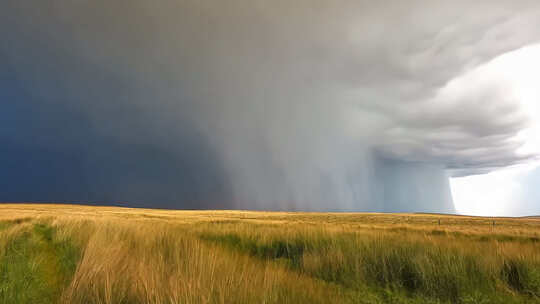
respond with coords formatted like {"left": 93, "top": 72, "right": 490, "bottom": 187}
{"left": 451, "top": 44, "right": 540, "bottom": 216}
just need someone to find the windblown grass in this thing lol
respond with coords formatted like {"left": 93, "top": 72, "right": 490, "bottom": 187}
{"left": 0, "top": 220, "right": 80, "bottom": 303}
{"left": 197, "top": 222, "right": 540, "bottom": 303}
{"left": 0, "top": 204, "right": 538, "bottom": 303}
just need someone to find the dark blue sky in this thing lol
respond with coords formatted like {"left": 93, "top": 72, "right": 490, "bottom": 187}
{"left": 0, "top": 48, "right": 231, "bottom": 208}
{"left": 2, "top": 1, "right": 540, "bottom": 214}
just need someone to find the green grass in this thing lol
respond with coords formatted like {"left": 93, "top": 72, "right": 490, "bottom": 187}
{"left": 200, "top": 233, "right": 310, "bottom": 268}
{"left": 0, "top": 221, "right": 81, "bottom": 304}
{"left": 0, "top": 218, "right": 32, "bottom": 231}
{"left": 0, "top": 205, "right": 539, "bottom": 303}
{"left": 501, "top": 258, "right": 540, "bottom": 297}
{"left": 199, "top": 227, "right": 540, "bottom": 303}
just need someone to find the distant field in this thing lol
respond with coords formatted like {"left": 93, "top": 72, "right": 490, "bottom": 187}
{"left": 0, "top": 204, "right": 539, "bottom": 304}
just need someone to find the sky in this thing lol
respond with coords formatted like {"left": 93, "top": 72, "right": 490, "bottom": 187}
{"left": 451, "top": 44, "right": 540, "bottom": 216}
{"left": 1, "top": 1, "right": 540, "bottom": 215}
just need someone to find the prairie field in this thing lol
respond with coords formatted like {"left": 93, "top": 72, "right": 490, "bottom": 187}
{"left": 0, "top": 204, "right": 539, "bottom": 304}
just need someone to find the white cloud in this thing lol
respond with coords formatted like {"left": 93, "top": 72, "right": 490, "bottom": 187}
{"left": 450, "top": 44, "right": 540, "bottom": 215}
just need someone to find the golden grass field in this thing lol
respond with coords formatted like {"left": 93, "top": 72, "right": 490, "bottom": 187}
{"left": 0, "top": 204, "right": 539, "bottom": 303}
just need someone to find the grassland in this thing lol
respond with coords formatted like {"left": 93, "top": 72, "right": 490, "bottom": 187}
{"left": 0, "top": 204, "right": 539, "bottom": 303}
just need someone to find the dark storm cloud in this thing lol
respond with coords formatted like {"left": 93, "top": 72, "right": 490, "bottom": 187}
{"left": 1, "top": 1, "right": 540, "bottom": 211}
